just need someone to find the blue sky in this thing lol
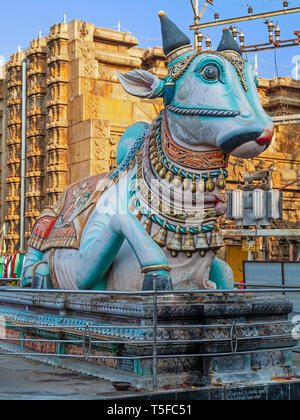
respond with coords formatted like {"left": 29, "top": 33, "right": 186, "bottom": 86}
{"left": 0, "top": 0, "right": 300, "bottom": 79}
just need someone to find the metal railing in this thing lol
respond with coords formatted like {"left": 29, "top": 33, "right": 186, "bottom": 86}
{"left": 0, "top": 283, "right": 299, "bottom": 391}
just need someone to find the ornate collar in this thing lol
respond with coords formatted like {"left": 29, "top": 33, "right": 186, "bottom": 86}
{"left": 161, "top": 110, "right": 229, "bottom": 171}
{"left": 149, "top": 112, "right": 228, "bottom": 192}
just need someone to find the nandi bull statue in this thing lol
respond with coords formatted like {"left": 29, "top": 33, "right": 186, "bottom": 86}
{"left": 21, "top": 13, "right": 273, "bottom": 291}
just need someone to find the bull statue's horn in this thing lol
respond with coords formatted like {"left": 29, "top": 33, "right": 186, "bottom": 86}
{"left": 217, "top": 28, "right": 242, "bottom": 56}
{"left": 159, "top": 12, "right": 193, "bottom": 63}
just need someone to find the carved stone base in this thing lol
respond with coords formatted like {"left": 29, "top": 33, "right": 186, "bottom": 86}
{"left": 0, "top": 291, "right": 298, "bottom": 390}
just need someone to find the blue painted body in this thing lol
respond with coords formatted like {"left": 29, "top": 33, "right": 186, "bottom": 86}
{"left": 21, "top": 20, "right": 274, "bottom": 292}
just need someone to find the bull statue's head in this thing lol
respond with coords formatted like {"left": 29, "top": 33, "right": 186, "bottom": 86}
{"left": 118, "top": 12, "right": 273, "bottom": 159}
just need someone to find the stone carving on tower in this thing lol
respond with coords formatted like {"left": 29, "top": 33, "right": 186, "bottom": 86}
{"left": 5, "top": 52, "right": 24, "bottom": 254}
{"left": 46, "top": 23, "right": 69, "bottom": 206}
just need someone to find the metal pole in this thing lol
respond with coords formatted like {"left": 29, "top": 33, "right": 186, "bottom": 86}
{"left": 191, "top": 0, "right": 211, "bottom": 50}
{"left": 194, "top": 0, "right": 199, "bottom": 50}
{"left": 20, "top": 59, "right": 28, "bottom": 254}
{"left": 152, "top": 274, "right": 158, "bottom": 392}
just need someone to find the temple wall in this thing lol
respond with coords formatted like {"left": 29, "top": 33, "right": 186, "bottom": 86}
{"left": 0, "top": 19, "right": 299, "bottom": 256}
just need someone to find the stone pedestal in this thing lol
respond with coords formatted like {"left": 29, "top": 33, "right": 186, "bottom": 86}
{"left": 0, "top": 291, "right": 298, "bottom": 391}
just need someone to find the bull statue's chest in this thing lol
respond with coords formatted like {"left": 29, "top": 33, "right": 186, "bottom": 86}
{"left": 108, "top": 115, "right": 227, "bottom": 262}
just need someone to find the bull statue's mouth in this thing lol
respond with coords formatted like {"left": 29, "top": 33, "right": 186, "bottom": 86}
{"left": 228, "top": 122, "right": 274, "bottom": 158}
{"left": 255, "top": 123, "right": 274, "bottom": 146}
{"left": 166, "top": 105, "right": 241, "bottom": 118}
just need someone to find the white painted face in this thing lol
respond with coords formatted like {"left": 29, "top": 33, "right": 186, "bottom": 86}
{"left": 166, "top": 52, "right": 274, "bottom": 158}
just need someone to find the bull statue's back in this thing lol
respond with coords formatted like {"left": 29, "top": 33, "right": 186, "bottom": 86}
{"left": 21, "top": 12, "right": 274, "bottom": 291}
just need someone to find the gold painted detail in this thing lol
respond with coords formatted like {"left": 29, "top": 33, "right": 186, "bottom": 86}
{"left": 168, "top": 52, "right": 200, "bottom": 81}
{"left": 166, "top": 45, "right": 194, "bottom": 65}
{"left": 167, "top": 50, "right": 248, "bottom": 91}
{"left": 218, "top": 51, "right": 248, "bottom": 92}
{"left": 141, "top": 264, "right": 171, "bottom": 274}
{"left": 149, "top": 117, "right": 228, "bottom": 192}
{"left": 136, "top": 157, "right": 218, "bottom": 225}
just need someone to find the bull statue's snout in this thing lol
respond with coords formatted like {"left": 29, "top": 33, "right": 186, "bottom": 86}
{"left": 221, "top": 119, "right": 274, "bottom": 159}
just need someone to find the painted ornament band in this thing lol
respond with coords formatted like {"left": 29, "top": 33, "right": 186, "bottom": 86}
{"left": 162, "top": 110, "right": 230, "bottom": 171}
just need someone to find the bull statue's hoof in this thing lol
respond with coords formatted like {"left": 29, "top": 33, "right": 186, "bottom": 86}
{"left": 31, "top": 262, "right": 54, "bottom": 289}
{"left": 32, "top": 273, "right": 54, "bottom": 290}
{"left": 142, "top": 274, "right": 173, "bottom": 291}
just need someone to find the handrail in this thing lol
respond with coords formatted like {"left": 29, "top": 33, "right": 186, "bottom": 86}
{"left": 1, "top": 287, "right": 300, "bottom": 294}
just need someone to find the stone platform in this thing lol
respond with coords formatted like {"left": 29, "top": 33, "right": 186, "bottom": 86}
{"left": 0, "top": 290, "right": 299, "bottom": 391}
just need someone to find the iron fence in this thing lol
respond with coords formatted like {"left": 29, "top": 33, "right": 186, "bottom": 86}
{"left": 0, "top": 283, "right": 299, "bottom": 391}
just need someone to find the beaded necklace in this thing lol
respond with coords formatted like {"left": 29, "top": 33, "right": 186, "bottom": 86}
{"left": 149, "top": 112, "right": 228, "bottom": 192}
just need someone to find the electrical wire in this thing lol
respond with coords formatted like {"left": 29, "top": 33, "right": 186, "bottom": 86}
{"left": 278, "top": 177, "right": 300, "bottom": 191}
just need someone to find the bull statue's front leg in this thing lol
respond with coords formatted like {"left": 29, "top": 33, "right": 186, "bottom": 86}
{"left": 75, "top": 211, "right": 172, "bottom": 291}
{"left": 21, "top": 248, "right": 53, "bottom": 289}
{"left": 209, "top": 257, "right": 234, "bottom": 290}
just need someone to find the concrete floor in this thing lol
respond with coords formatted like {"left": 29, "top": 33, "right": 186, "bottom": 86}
{"left": 0, "top": 353, "right": 142, "bottom": 400}
{"left": 0, "top": 352, "right": 299, "bottom": 400}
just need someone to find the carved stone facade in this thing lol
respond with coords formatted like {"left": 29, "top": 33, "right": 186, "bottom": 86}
{"left": 26, "top": 38, "right": 47, "bottom": 241}
{"left": 5, "top": 53, "right": 24, "bottom": 254}
{"left": 46, "top": 23, "right": 69, "bottom": 206}
{"left": 0, "top": 78, "right": 5, "bottom": 241}
{"left": 0, "top": 19, "right": 299, "bottom": 256}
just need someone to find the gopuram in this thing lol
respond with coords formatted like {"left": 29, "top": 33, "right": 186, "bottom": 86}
{"left": 0, "top": 11, "right": 299, "bottom": 398}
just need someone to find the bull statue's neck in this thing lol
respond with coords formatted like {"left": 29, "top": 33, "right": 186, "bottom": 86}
{"left": 149, "top": 110, "right": 229, "bottom": 192}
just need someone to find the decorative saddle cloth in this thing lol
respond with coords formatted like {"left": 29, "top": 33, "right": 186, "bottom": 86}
{"left": 28, "top": 174, "right": 108, "bottom": 252}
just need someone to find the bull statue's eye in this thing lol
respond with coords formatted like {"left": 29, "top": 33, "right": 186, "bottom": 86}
{"left": 201, "top": 64, "right": 220, "bottom": 81}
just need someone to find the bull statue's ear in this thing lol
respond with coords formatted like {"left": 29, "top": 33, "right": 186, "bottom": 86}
{"left": 117, "top": 69, "right": 164, "bottom": 99}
